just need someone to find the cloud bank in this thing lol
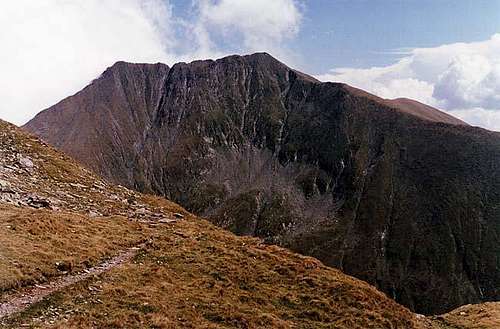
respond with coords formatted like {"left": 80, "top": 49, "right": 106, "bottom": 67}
{"left": 317, "top": 34, "right": 500, "bottom": 132}
{"left": 0, "top": 0, "right": 302, "bottom": 125}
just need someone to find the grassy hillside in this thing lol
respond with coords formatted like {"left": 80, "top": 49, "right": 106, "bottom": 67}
{"left": 0, "top": 205, "right": 426, "bottom": 328}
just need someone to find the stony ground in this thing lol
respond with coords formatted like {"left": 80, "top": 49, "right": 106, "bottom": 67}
{"left": 0, "top": 119, "right": 182, "bottom": 222}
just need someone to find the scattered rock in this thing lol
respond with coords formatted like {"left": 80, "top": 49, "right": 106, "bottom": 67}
{"left": 135, "top": 207, "right": 150, "bottom": 215}
{"left": 159, "top": 218, "right": 176, "bottom": 224}
{"left": 173, "top": 213, "right": 184, "bottom": 219}
{"left": 18, "top": 156, "right": 34, "bottom": 169}
{"left": 27, "top": 196, "right": 51, "bottom": 209}
{"left": 69, "top": 183, "right": 88, "bottom": 189}
{"left": 88, "top": 210, "right": 101, "bottom": 218}
{"left": 55, "top": 261, "right": 72, "bottom": 272}
{"left": 0, "top": 179, "right": 10, "bottom": 188}
{"left": 0, "top": 179, "right": 15, "bottom": 194}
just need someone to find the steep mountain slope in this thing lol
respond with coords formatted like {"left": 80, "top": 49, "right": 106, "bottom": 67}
{"left": 0, "top": 119, "right": 441, "bottom": 328}
{"left": 24, "top": 53, "right": 500, "bottom": 314}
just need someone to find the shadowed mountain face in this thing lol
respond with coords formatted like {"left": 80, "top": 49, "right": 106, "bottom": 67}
{"left": 25, "top": 53, "right": 500, "bottom": 315}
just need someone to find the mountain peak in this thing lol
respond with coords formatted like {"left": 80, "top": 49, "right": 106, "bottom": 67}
{"left": 242, "top": 51, "right": 284, "bottom": 64}
{"left": 108, "top": 60, "right": 169, "bottom": 70}
{"left": 103, "top": 61, "right": 170, "bottom": 78}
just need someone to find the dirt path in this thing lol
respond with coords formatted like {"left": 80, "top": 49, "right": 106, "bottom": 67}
{"left": 0, "top": 243, "right": 145, "bottom": 320}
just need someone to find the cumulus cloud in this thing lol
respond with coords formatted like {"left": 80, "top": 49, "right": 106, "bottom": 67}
{"left": 0, "top": 0, "right": 303, "bottom": 125}
{"left": 0, "top": 0, "right": 177, "bottom": 125}
{"left": 318, "top": 34, "right": 500, "bottom": 131}
{"left": 175, "top": 0, "right": 303, "bottom": 63}
{"left": 196, "top": 0, "right": 302, "bottom": 53}
{"left": 434, "top": 53, "right": 500, "bottom": 110}
{"left": 449, "top": 108, "right": 500, "bottom": 132}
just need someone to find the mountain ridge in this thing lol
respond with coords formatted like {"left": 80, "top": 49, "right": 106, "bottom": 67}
{"left": 24, "top": 53, "right": 500, "bottom": 315}
{"left": 31, "top": 53, "right": 466, "bottom": 131}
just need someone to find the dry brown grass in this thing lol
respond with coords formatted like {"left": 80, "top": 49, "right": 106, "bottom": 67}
{"left": 2, "top": 207, "right": 427, "bottom": 329}
{"left": 0, "top": 204, "right": 148, "bottom": 296}
{"left": 431, "top": 302, "right": 500, "bottom": 329}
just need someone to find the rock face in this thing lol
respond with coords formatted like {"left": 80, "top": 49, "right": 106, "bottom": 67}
{"left": 24, "top": 53, "right": 500, "bottom": 315}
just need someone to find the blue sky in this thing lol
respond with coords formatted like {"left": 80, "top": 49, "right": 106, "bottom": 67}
{"left": 2, "top": 1, "right": 500, "bottom": 130}
{"left": 296, "top": 0, "right": 500, "bottom": 72}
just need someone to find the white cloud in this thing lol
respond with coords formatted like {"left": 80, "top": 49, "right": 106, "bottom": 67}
{"left": 180, "top": 0, "right": 303, "bottom": 64}
{"left": 434, "top": 53, "right": 500, "bottom": 110}
{"left": 0, "top": 0, "right": 304, "bottom": 125}
{"left": 197, "top": 0, "right": 302, "bottom": 52}
{"left": 449, "top": 108, "right": 500, "bottom": 132}
{"left": 317, "top": 34, "right": 500, "bottom": 131}
{"left": 0, "top": 0, "right": 177, "bottom": 125}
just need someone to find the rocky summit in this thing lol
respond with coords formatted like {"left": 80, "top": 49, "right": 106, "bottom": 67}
{"left": 25, "top": 53, "right": 500, "bottom": 315}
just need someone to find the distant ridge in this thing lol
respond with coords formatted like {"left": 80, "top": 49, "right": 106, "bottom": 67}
{"left": 339, "top": 84, "right": 467, "bottom": 126}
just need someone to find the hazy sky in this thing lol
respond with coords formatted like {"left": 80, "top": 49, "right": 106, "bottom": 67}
{"left": 2, "top": 0, "right": 500, "bottom": 131}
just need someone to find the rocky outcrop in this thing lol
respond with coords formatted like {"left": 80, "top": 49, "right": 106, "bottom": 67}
{"left": 24, "top": 53, "right": 500, "bottom": 314}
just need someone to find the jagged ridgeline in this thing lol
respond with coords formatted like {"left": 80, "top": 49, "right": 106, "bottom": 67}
{"left": 25, "top": 53, "right": 500, "bottom": 314}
